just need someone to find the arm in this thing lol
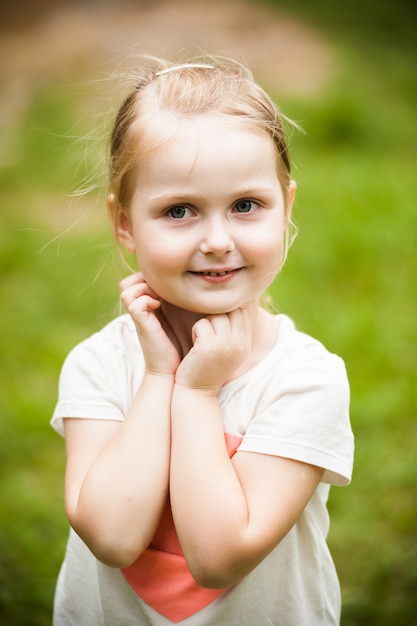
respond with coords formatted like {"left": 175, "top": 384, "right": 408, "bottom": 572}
{"left": 64, "top": 274, "right": 180, "bottom": 568}
{"left": 170, "top": 310, "right": 324, "bottom": 588}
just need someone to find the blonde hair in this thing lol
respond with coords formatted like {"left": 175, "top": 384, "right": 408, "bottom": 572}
{"left": 108, "top": 56, "right": 298, "bottom": 254}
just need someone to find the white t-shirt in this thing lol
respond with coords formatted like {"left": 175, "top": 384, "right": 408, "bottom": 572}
{"left": 51, "top": 313, "right": 354, "bottom": 626}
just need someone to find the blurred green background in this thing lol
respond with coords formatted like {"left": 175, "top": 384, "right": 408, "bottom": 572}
{"left": 0, "top": 0, "right": 416, "bottom": 624}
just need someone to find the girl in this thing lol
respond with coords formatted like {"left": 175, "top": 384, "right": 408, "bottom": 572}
{"left": 51, "top": 57, "right": 354, "bottom": 625}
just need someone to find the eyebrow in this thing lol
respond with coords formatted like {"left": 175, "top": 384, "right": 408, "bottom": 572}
{"left": 232, "top": 186, "right": 276, "bottom": 197}
{"left": 149, "top": 186, "right": 276, "bottom": 204}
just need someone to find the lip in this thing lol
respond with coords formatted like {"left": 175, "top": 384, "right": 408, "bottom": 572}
{"left": 189, "top": 267, "right": 243, "bottom": 283}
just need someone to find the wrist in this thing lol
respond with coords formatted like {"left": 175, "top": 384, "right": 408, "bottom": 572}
{"left": 171, "top": 384, "right": 223, "bottom": 434}
{"left": 142, "top": 370, "right": 176, "bottom": 389}
{"left": 173, "top": 381, "right": 220, "bottom": 399}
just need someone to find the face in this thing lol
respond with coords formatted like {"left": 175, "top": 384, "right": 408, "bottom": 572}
{"left": 115, "top": 114, "right": 295, "bottom": 315}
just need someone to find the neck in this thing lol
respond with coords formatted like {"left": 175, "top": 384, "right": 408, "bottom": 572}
{"left": 159, "top": 301, "right": 205, "bottom": 358}
{"left": 160, "top": 300, "right": 278, "bottom": 370}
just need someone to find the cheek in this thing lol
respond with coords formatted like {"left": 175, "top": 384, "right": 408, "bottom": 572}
{"left": 256, "top": 234, "right": 286, "bottom": 285}
{"left": 135, "top": 241, "right": 181, "bottom": 285}
{"left": 251, "top": 226, "right": 285, "bottom": 262}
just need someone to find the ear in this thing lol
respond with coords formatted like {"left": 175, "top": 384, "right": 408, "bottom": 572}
{"left": 285, "top": 180, "right": 297, "bottom": 225}
{"left": 107, "top": 194, "right": 136, "bottom": 254}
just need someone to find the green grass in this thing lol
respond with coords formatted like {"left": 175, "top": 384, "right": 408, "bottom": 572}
{"left": 266, "top": 4, "right": 417, "bottom": 623}
{"left": 1, "top": 2, "right": 416, "bottom": 623}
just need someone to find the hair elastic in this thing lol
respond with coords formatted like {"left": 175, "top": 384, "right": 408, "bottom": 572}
{"left": 155, "top": 63, "right": 215, "bottom": 76}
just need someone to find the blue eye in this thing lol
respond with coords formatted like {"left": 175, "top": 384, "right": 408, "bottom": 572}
{"left": 235, "top": 200, "right": 256, "bottom": 213}
{"left": 168, "top": 206, "right": 190, "bottom": 219}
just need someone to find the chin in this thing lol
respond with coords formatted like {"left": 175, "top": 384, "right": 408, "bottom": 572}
{"left": 164, "top": 299, "right": 239, "bottom": 317}
{"left": 190, "top": 303, "right": 243, "bottom": 316}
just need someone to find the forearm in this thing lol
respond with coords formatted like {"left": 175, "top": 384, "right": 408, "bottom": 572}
{"left": 68, "top": 372, "right": 173, "bottom": 567}
{"left": 170, "top": 385, "right": 253, "bottom": 587}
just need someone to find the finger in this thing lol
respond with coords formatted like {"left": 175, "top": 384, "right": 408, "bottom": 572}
{"left": 206, "top": 313, "right": 233, "bottom": 336}
{"left": 120, "top": 281, "right": 148, "bottom": 308}
{"left": 229, "top": 308, "right": 253, "bottom": 352}
{"left": 191, "top": 317, "right": 215, "bottom": 344}
{"left": 228, "top": 307, "right": 251, "bottom": 335}
{"left": 121, "top": 286, "right": 162, "bottom": 318}
{"left": 119, "top": 272, "right": 144, "bottom": 292}
{"left": 120, "top": 273, "right": 161, "bottom": 303}
{"left": 120, "top": 276, "right": 159, "bottom": 304}
{"left": 127, "top": 294, "right": 161, "bottom": 316}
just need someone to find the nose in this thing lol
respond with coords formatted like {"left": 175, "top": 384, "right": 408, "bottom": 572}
{"left": 199, "top": 216, "right": 235, "bottom": 256}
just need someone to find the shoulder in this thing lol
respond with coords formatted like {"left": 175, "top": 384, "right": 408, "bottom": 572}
{"left": 64, "top": 314, "right": 139, "bottom": 368}
{"left": 58, "top": 313, "right": 143, "bottom": 395}
{"left": 263, "top": 314, "right": 349, "bottom": 393}
{"left": 71, "top": 313, "right": 137, "bottom": 352}
{"left": 222, "top": 314, "right": 354, "bottom": 485}
{"left": 223, "top": 313, "right": 349, "bottom": 399}
{"left": 51, "top": 315, "right": 143, "bottom": 436}
{"left": 278, "top": 314, "right": 344, "bottom": 361}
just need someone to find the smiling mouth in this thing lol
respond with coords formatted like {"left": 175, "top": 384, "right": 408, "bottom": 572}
{"left": 193, "top": 269, "right": 240, "bottom": 277}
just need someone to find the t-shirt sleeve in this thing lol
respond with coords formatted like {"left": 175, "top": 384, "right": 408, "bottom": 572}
{"left": 50, "top": 321, "right": 143, "bottom": 437}
{"left": 237, "top": 346, "right": 354, "bottom": 486}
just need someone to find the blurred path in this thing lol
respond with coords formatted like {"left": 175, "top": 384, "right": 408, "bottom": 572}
{"left": 0, "top": 0, "right": 332, "bottom": 130}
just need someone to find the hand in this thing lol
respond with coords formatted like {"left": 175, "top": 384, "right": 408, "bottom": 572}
{"left": 175, "top": 308, "right": 252, "bottom": 394}
{"left": 120, "top": 273, "right": 181, "bottom": 376}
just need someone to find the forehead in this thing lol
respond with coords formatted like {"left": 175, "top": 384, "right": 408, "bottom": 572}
{"left": 129, "top": 113, "right": 284, "bottom": 207}
{"left": 136, "top": 112, "right": 278, "bottom": 171}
